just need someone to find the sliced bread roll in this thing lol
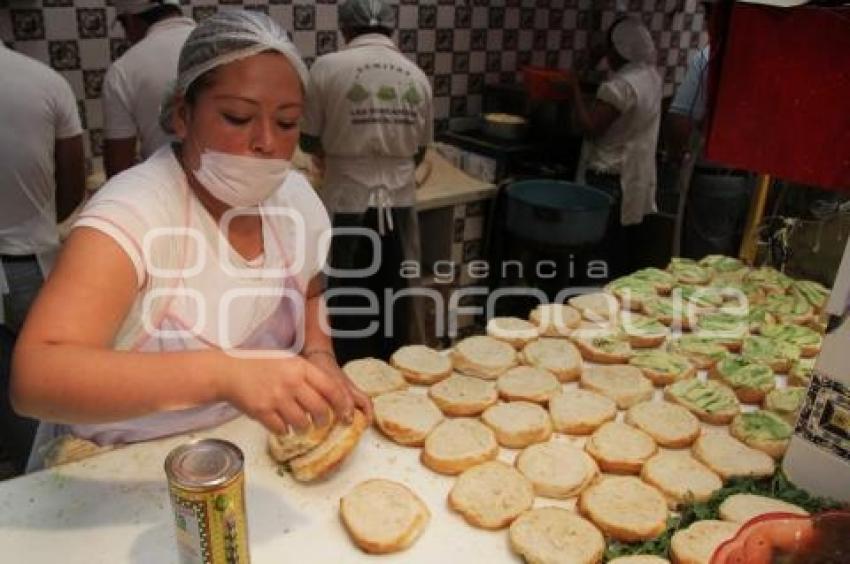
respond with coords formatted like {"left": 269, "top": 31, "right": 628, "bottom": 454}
{"left": 520, "top": 337, "right": 583, "bottom": 382}
{"left": 509, "top": 507, "right": 605, "bottom": 564}
{"left": 343, "top": 358, "right": 408, "bottom": 397}
{"left": 621, "top": 312, "right": 671, "bottom": 348}
{"left": 664, "top": 379, "right": 740, "bottom": 425}
{"left": 390, "top": 344, "right": 452, "bottom": 385}
{"left": 642, "top": 296, "right": 694, "bottom": 330}
{"left": 580, "top": 364, "right": 654, "bottom": 409}
{"left": 420, "top": 417, "right": 499, "bottom": 475}
{"left": 629, "top": 350, "right": 696, "bottom": 386}
{"left": 373, "top": 391, "right": 444, "bottom": 447}
{"left": 670, "top": 520, "right": 739, "bottom": 564}
{"left": 667, "top": 336, "right": 729, "bottom": 370}
{"left": 481, "top": 401, "right": 553, "bottom": 449}
{"left": 606, "top": 276, "right": 659, "bottom": 312}
{"left": 728, "top": 410, "right": 792, "bottom": 459}
{"left": 641, "top": 450, "right": 723, "bottom": 509}
{"left": 515, "top": 440, "right": 599, "bottom": 499}
{"left": 549, "top": 389, "right": 618, "bottom": 435}
{"left": 585, "top": 421, "right": 657, "bottom": 474}
{"left": 763, "top": 386, "right": 806, "bottom": 425}
{"left": 451, "top": 335, "right": 517, "bottom": 380}
{"left": 288, "top": 410, "right": 367, "bottom": 482}
{"left": 691, "top": 430, "right": 775, "bottom": 481}
{"left": 448, "top": 460, "right": 534, "bottom": 529}
{"left": 569, "top": 292, "right": 620, "bottom": 322}
{"left": 718, "top": 493, "right": 809, "bottom": 524}
{"left": 428, "top": 373, "right": 498, "bottom": 416}
{"left": 41, "top": 435, "right": 113, "bottom": 468}
{"left": 496, "top": 365, "right": 561, "bottom": 404}
{"left": 632, "top": 267, "right": 677, "bottom": 294}
{"left": 625, "top": 401, "right": 701, "bottom": 448}
{"left": 486, "top": 316, "right": 540, "bottom": 349}
{"left": 741, "top": 335, "right": 801, "bottom": 373}
{"left": 340, "top": 479, "right": 429, "bottom": 554}
{"left": 573, "top": 333, "right": 634, "bottom": 364}
{"left": 268, "top": 413, "right": 335, "bottom": 463}
{"left": 709, "top": 356, "right": 776, "bottom": 404}
{"left": 528, "top": 303, "right": 582, "bottom": 337}
{"left": 579, "top": 476, "right": 669, "bottom": 542}
{"left": 760, "top": 323, "right": 823, "bottom": 358}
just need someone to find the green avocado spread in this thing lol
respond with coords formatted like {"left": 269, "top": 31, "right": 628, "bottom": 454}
{"left": 669, "top": 379, "right": 737, "bottom": 412}
{"left": 736, "top": 410, "right": 792, "bottom": 440}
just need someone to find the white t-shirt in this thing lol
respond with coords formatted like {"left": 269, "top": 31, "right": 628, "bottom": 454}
{"left": 75, "top": 145, "right": 330, "bottom": 352}
{"left": 301, "top": 33, "right": 433, "bottom": 213}
{"left": 0, "top": 43, "right": 83, "bottom": 256}
{"left": 581, "top": 62, "right": 662, "bottom": 225}
{"left": 102, "top": 17, "right": 195, "bottom": 158}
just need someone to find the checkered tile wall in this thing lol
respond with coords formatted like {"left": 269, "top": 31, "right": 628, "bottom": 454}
{"left": 2, "top": 0, "right": 706, "bottom": 170}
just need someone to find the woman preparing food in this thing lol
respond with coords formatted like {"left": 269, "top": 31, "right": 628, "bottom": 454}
{"left": 10, "top": 10, "right": 370, "bottom": 471}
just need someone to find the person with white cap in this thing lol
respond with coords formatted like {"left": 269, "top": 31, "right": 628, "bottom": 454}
{"left": 12, "top": 10, "right": 371, "bottom": 471}
{"left": 102, "top": 0, "right": 195, "bottom": 177}
{"left": 300, "top": 0, "right": 433, "bottom": 364}
{"left": 562, "top": 16, "right": 662, "bottom": 275}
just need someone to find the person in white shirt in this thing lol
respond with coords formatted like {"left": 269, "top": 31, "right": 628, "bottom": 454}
{"left": 300, "top": 0, "right": 433, "bottom": 363}
{"left": 102, "top": 0, "right": 195, "bottom": 177}
{"left": 0, "top": 42, "right": 86, "bottom": 334}
{"left": 562, "top": 17, "right": 662, "bottom": 275}
{"left": 11, "top": 11, "right": 371, "bottom": 471}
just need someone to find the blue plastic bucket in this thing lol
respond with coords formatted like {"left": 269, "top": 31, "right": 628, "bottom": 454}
{"left": 504, "top": 180, "right": 614, "bottom": 246}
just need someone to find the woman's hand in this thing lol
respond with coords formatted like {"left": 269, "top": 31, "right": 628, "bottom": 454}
{"left": 219, "top": 354, "right": 354, "bottom": 435}
{"left": 303, "top": 350, "right": 374, "bottom": 424}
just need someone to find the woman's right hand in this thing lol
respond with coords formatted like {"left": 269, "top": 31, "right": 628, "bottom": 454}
{"left": 219, "top": 355, "right": 354, "bottom": 435}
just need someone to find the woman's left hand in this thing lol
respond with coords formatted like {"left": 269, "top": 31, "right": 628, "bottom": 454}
{"left": 304, "top": 351, "right": 373, "bottom": 423}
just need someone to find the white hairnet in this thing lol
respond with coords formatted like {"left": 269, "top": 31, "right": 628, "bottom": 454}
{"left": 338, "top": 0, "right": 396, "bottom": 30}
{"left": 159, "top": 10, "right": 308, "bottom": 133}
{"left": 114, "top": 0, "right": 180, "bottom": 17}
{"left": 610, "top": 17, "right": 657, "bottom": 65}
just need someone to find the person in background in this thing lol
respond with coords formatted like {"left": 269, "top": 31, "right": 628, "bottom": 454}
{"left": 0, "top": 42, "right": 86, "bottom": 333}
{"left": 0, "top": 41, "right": 85, "bottom": 475}
{"left": 11, "top": 11, "right": 370, "bottom": 472}
{"left": 562, "top": 17, "right": 662, "bottom": 276}
{"left": 102, "top": 0, "right": 195, "bottom": 177}
{"left": 300, "top": 0, "right": 433, "bottom": 363}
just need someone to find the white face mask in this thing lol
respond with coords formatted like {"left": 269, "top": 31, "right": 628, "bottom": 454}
{"left": 192, "top": 149, "right": 291, "bottom": 208}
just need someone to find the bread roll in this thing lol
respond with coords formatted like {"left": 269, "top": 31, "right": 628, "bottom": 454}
{"left": 667, "top": 336, "right": 728, "bottom": 370}
{"left": 448, "top": 460, "right": 534, "bottom": 529}
{"left": 549, "top": 389, "right": 618, "bottom": 435}
{"left": 573, "top": 333, "right": 634, "bottom": 364}
{"left": 641, "top": 450, "right": 722, "bottom": 509}
{"left": 528, "top": 303, "right": 582, "bottom": 337}
{"left": 691, "top": 430, "right": 775, "bottom": 481}
{"left": 268, "top": 414, "right": 335, "bottom": 463}
{"left": 481, "top": 401, "right": 553, "bottom": 449}
{"left": 509, "top": 507, "right": 605, "bottom": 564}
{"left": 420, "top": 417, "right": 499, "bottom": 475}
{"left": 496, "top": 365, "right": 561, "bottom": 404}
{"left": 390, "top": 344, "right": 452, "bottom": 385}
{"left": 486, "top": 316, "right": 540, "bottom": 349}
{"left": 629, "top": 350, "right": 696, "bottom": 386}
{"left": 760, "top": 323, "right": 822, "bottom": 358}
{"left": 585, "top": 421, "right": 657, "bottom": 474}
{"left": 451, "top": 335, "right": 517, "bottom": 380}
{"left": 741, "top": 335, "right": 801, "bottom": 373}
{"left": 621, "top": 312, "right": 670, "bottom": 348}
{"left": 520, "top": 337, "right": 583, "bottom": 382}
{"left": 373, "top": 391, "right": 444, "bottom": 447}
{"left": 579, "top": 476, "right": 669, "bottom": 542}
{"left": 569, "top": 292, "right": 620, "bottom": 322}
{"left": 625, "top": 401, "right": 700, "bottom": 448}
{"left": 427, "top": 373, "right": 498, "bottom": 416}
{"left": 670, "top": 520, "right": 739, "bottom": 564}
{"left": 288, "top": 410, "right": 367, "bottom": 482}
{"left": 763, "top": 386, "right": 806, "bottom": 425}
{"left": 664, "top": 379, "right": 740, "bottom": 425}
{"left": 718, "top": 493, "right": 808, "bottom": 524}
{"left": 515, "top": 440, "right": 599, "bottom": 499}
{"left": 580, "top": 364, "right": 653, "bottom": 409}
{"left": 343, "top": 358, "right": 408, "bottom": 397}
{"left": 340, "top": 479, "right": 429, "bottom": 554}
{"left": 728, "top": 410, "right": 792, "bottom": 459}
{"left": 709, "top": 356, "right": 776, "bottom": 404}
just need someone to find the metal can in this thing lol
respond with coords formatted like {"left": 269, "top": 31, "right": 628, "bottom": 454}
{"left": 165, "top": 439, "right": 250, "bottom": 564}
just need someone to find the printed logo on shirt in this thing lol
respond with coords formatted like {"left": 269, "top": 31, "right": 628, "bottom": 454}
{"left": 344, "top": 61, "right": 425, "bottom": 126}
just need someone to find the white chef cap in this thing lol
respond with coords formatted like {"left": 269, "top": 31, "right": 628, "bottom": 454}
{"left": 338, "top": 0, "right": 396, "bottom": 31}
{"left": 159, "top": 9, "right": 308, "bottom": 133}
{"left": 610, "top": 17, "right": 657, "bottom": 65}
{"left": 114, "top": 0, "right": 180, "bottom": 17}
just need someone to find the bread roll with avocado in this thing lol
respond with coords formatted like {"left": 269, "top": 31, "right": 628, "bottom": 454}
{"left": 606, "top": 276, "right": 658, "bottom": 311}
{"left": 760, "top": 323, "right": 822, "bottom": 358}
{"left": 709, "top": 356, "right": 776, "bottom": 404}
{"left": 741, "top": 335, "right": 801, "bottom": 373}
{"left": 763, "top": 293, "right": 813, "bottom": 325}
{"left": 667, "top": 336, "right": 728, "bottom": 370}
{"left": 788, "top": 358, "right": 815, "bottom": 386}
{"left": 642, "top": 296, "right": 694, "bottom": 329}
{"left": 763, "top": 386, "right": 806, "bottom": 425}
{"left": 791, "top": 279, "right": 829, "bottom": 312}
{"left": 621, "top": 312, "right": 670, "bottom": 348}
{"left": 667, "top": 257, "right": 712, "bottom": 285}
{"left": 695, "top": 311, "right": 748, "bottom": 351}
{"left": 729, "top": 410, "right": 793, "bottom": 459}
{"left": 746, "top": 266, "right": 793, "bottom": 295}
{"left": 629, "top": 350, "right": 696, "bottom": 386}
{"left": 664, "top": 379, "right": 740, "bottom": 425}
{"left": 699, "top": 254, "right": 746, "bottom": 274}
{"left": 632, "top": 267, "right": 676, "bottom": 294}
{"left": 573, "top": 333, "right": 634, "bottom": 364}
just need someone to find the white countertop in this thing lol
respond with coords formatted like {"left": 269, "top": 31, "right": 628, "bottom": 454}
{"left": 415, "top": 148, "right": 498, "bottom": 211}
{"left": 0, "top": 412, "right": 546, "bottom": 564}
